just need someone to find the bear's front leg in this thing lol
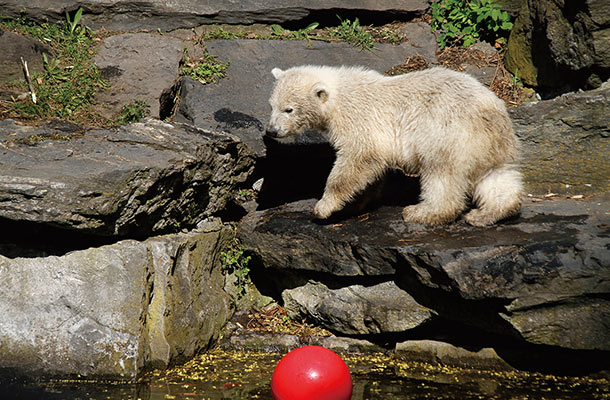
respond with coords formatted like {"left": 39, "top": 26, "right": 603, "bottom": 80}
{"left": 314, "top": 153, "right": 383, "bottom": 219}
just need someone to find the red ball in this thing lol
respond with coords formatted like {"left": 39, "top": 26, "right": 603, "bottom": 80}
{"left": 271, "top": 346, "right": 353, "bottom": 400}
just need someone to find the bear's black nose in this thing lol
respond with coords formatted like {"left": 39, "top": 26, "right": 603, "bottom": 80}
{"left": 265, "top": 125, "right": 279, "bottom": 138}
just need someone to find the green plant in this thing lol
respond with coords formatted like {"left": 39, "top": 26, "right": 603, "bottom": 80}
{"left": 430, "top": 0, "right": 513, "bottom": 49}
{"left": 65, "top": 7, "right": 91, "bottom": 43}
{"left": 65, "top": 7, "right": 81, "bottom": 34}
{"left": 115, "top": 99, "right": 149, "bottom": 124}
{"left": 42, "top": 53, "right": 67, "bottom": 81}
{"left": 180, "top": 48, "right": 229, "bottom": 84}
{"left": 270, "top": 22, "right": 319, "bottom": 41}
{"left": 0, "top": 8, "right": 105, "bottom": 123}
{"left": 328, "top": 16, "right": 375, "bottom": 51}
{"left": 221, "top": 240, "right": 252, "bottom": 298}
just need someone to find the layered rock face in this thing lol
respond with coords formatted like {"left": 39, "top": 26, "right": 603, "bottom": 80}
{"left": 0, "top": 118, "right": 254, "bottom": 245}
{"left": 0, "top": 119, "right": 254, "bottom": 378}
{"left": 239, "top": 195, "right": 610, "bottom": 371}
{"left": 0, "top": 224, "right": 233, "bottom": 378}
{"left": 505, "top": 0, "right": 610, "bottom": 93}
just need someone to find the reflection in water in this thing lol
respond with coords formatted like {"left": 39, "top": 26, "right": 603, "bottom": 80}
{"left": 3, "top": 351, "right": 609, "bottom": 399}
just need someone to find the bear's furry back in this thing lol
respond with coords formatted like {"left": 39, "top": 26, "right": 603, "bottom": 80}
{"left": 293, "top": 65, "right": 517, "bottom": 169}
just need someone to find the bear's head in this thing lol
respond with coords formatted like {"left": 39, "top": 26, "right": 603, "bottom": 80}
{"left": 266, "top": 67, "right": 330, "bottom": 138}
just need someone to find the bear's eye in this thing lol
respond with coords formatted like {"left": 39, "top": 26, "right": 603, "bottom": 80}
{"left": 284, "top": 108, "right": 293, "bottom": 114}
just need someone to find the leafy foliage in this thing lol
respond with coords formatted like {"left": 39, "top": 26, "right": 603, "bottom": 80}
{"left": 221, "top": 239, "right": 252, "bottom": 299}
{"left": 180, "top": 48, "right": 229, "bottom": 84}
{"left": 430, "top": 0, "right": 513, "bottom": 49}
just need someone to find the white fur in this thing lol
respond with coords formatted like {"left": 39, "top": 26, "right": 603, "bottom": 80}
{"left": 267, "top": 65, "right": 523, "bottom": 225}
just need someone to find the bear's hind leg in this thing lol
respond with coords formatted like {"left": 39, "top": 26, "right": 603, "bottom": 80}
{"left": 465, "top": 164, "right": 523, "bottom": 226}
{"left": 402, "top": 171, "right": 467, "bottom": 225}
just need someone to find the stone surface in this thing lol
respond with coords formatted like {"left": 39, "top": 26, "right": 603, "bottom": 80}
{"left": 505, "top": 0, "right": 610, "bottom": 92}
{"left": 0, "top": 118, "right": 254, "bottom": 245}
{"left": 1, "top": 1, "right": 429, "bottom": 32}
{"left": 94, "top": 33, "right": 184, "bottom": 119}
{"left": 282, "top": 281, "right": 433, "bottom": 335}
{"left": 510, "top": 85, "right": 610, "bottom": 195}
{"left": 239, "top": 195, "right": 610, "bottom": 353}
{"left": 0, "top": 222, "right": 233, "bottom": 378}
{"left": 172, "top": 39, "right": 438, "bottom": 157}
{"left": 0, "top": 30, "right": 50, "bottom": 84}
{"left": 395, "top": 340, "right": 514, "bottom": 371}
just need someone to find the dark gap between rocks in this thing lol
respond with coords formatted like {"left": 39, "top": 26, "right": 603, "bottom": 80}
{"left": 0, "top": 218, "right": 119, "bottom": 258}
{"left": 258, "top": 134, "right": 421, "bottom": 213}
{"left": 249, "top": 263, "right": 397, "bottom": 301}
{"left": 349, "top": 317, "right": 610, "bottom": 375}
{"left": 393, "top": 254, "right": 522, "bottom": 339}
{"left": 279, "top": 8, "right": 425, "bottom": 30}
{"left": 159, "top": 78, "right": 183, "bottom": 122}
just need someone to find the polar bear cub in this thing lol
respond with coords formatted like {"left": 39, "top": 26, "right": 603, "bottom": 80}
{"left": 266, "top": 65, "right": 523, "bottom": 226}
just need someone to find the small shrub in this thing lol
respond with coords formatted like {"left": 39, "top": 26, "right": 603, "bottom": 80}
{"left": 328, "top": 16, "right": 375, "bottom": 51}
{"left": 430, "top": 0, "right": 513, "bottom": 49}
{"left": 221, "top": 239, "right": 251, "bottom": 299}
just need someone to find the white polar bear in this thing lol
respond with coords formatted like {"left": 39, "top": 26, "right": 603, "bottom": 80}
{"left": 266, "top": 65, "right": 523, "bottom": 226}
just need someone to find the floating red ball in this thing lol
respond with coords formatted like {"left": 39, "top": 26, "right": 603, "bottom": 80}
{"left": 271, "top": 346, "right": 352, "bottom": 400}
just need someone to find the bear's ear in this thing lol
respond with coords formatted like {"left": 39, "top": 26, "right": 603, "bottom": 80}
{"left": 313, "top": 83, "right": 329, "bottom": 103}
{"left": 271, "top": 68, "right": 284, "bottom": 79}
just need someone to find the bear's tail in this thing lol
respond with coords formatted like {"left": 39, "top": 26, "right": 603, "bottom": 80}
{"left": 465, "top": 163, "right": 523, "bottom": 226}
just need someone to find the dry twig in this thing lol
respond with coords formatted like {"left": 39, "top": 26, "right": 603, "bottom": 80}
{"left": 20, "top": 57, "right": 37, "bottom": 104}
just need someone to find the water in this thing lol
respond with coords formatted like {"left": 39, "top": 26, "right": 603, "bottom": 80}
{"left": 3, "top": 351, "right": 609, "bottom": 399}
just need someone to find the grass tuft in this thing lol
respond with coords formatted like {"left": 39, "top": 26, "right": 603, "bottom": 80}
{"left": 0, "top": 10, "right": 106, "bottom": 124}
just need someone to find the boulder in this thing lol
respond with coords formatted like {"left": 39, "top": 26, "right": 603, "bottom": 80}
{"left": 0, "top": 118, "right": 254, "bottom": 250}
{"left": 0, "top": 221, "right": 234, "bottom": 378}
{"left": 94, "top": 33, "right": 184, "bottom": 120}
{"left": 510, "top": 85, "right": 610, "bottom": 195}
{"left": 395, "top": 340, "right": 514, "bottom": 371}
{"left": 505, "top": 0, "right": 610, "bottom": 93}
{"left": 239, "top": 195, "right": 610, "bottom": 357}
{"left": 173, "top": 39, "right": 439, "bottom": 157}
{"left": 1, "top": 1, "right": 429, "bottom": 32}
{"left": 282, "top": 281, "right": 433, "bottom": 335}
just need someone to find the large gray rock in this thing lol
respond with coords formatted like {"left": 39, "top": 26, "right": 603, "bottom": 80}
{"left": 282, "top": 281, "right": 433, "bottom": 335}
{"left": 395, "top": 340, "right": 514, "bottom": 371}
{"left": 0, "top": 118, "right": 254, "bottom": 243}
{"left": 173, "top": 39, "right": 438, "bottom": 157}
{"left": 94, "top": 33, "right": 184, "bottom": 119}
{"left": 0, "top": 222, "right": 233, "bottom": 378}
{"left": 1, "top": 1, "right": 429, "bottom": 32}
{"left": 239, "top": 195, "right": 610, "bottom": 354}
{"left": 510, "top": 85, "right": 610, "bottom": 194}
